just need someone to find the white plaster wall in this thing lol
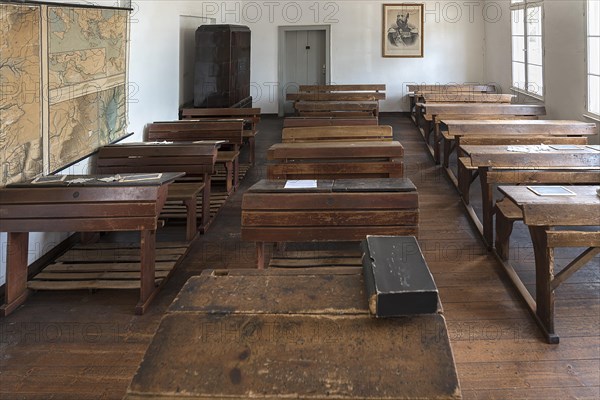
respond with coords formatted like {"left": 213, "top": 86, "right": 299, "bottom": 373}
{"left": 483, "top": 0, "right": 599, "bottom": 143}
{"left": 200, "top": 0, "right": 488, "bottom": 112}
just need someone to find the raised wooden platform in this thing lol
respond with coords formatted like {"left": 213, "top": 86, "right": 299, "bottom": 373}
{"left": 28, "top": 242, "right": 189, "bottom": 291}
{"left": 125, "top": 268, "right": 461, "bottom": 399}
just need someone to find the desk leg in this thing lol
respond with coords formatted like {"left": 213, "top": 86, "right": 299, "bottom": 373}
{"left": 529, "top": 225, "right": 559, "bottom": 344}
{"left": 457, "top": 162, "right": 472, "bottom": 202}
{"left": 480, "top": 169, "right": 494, "bottom": 249}
{"left": 233, "top": 146, "right": 240, "bottom": 190}
{"left": 433, "top": 122, "right": 441, "bottom": 164}
{"left": 248, "top": 137, "right": 256, "bottom": 166}
{"left": 225, "top": 161, "right": 233, "bottom": 194}
{"left": 184, "top": 196, "right": 197, "bottom": 242}
{"left": 442, "top": 137, "right": 452, "bottom": 169}
{"left": 136, "top": 229, "right": 157, "bottom": 315}
{"left": 200, "top": 174, "right": 211, "bottom": 232}
{"left": 256, "top": 242, "right": 265, "bottom": 270}
{"left": 1, "top": 232, "right": 30, "bottom": 316}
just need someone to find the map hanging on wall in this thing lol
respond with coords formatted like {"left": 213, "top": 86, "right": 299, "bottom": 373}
{"left": 0, "top": 4, "right": 43, "bottom": 186}
{"left": 47, "top": 7, "right": 128, "bottom": 172}
{"left": 0, "top": 3, "right": 129, "bottom": 186}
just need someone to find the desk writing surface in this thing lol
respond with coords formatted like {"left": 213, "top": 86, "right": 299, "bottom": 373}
{"left": 268, "top": 141, "right": 404, "bottom": 159}
{"left": 498, "top": 185, "right": 600, "bottom": 226}
{"left": 7, "top": 173, "right": 183, "bottom": 188}
{"left": 126, "top": 270, "right": 461, "bottom": 400}
{"left": 417, "top": 103, "right": 546, "bottom": 115}
{"left": 460, "top": 145, "right": 600, "bottom": 168}
{"left": 247, "top": 179, "right": 417, "bottom": 194}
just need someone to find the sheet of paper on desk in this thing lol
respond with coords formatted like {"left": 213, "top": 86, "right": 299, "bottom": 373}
{"left": 120, "top": 173, "right": 163, "bottom": 182}
{"left": 549, "top": 145, "right": 583, "bottom": 151}
{"left": 146, "top": 141, "right": 173, "bottom": 145}
{"left": 507, "top": 145, "right": 551, "bottom": 153}
{"left": 587, "top": 145, "right": 600, "bottom": 151}
{"left": 284, "top": 180, "right": 318, "bottom": 189}
{"left": 527, "top": 186, "right": 577, "bottom": 196}
{"left": 32, "top": 175, "right": 67, "bottom": 184}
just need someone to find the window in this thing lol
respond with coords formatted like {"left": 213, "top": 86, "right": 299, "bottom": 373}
{"left": 587, "top": 0, "right": 600, "bottom": 117}
{"left": 510, "top": 0, "right": 544, "bottom": 98}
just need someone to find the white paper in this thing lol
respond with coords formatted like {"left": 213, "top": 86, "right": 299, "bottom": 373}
{"left": 527, "top": 186, "right": 576, "bottom": 196}
{"left": 284, "top": 180, "right": 318, "bottom": 189}
{"left": 506, "top": 145, "right": 551, "bottom": 153}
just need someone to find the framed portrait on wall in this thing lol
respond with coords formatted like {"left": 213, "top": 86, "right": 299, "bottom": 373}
{"left": 382, "top": 4, "right": 424, "bottom": 57}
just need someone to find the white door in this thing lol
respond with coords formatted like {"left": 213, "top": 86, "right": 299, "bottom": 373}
{"left": 280, "top": 29, "right": 327, "bottom": 116}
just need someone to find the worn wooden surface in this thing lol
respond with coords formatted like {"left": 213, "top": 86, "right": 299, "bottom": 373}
{"left": 267, "top": 141, "right": 404, "bottom": 180}
{"left": 282, "top": 125, "right": 393, "bottom": 142}
{"left": 242, "top": 179, "right": 418, "bottom": 267}
{"left": 1, "top": 115, "right": 598, "bottom": 400}
{"left": 283, "top": 116, "right": 378, "bottom": 127}
{"left": 294, "top": 101, "right": 379, "bottom": 117}
{"left": 422, "top": 93, "right": 513, "bottom": 103}
{"left": 125, "top": 270, "right": 461, "bottom": 400}
{"left": 496, "top": 185, "right": 600, "bottom": 342}
{"left": 457, "top": 145, "right": 600, "bottom": 248}
{"left": 300, "top": 84, "right": 386, "bottom": 92}
{"left": 408, "top": 84, "right": 496, "bottom": 93}
{"left": 443, "top": 120, "right": 598, "bottom": 137}
{"left": 97, "top": 143, "right": 218, "bottom": 235}
{"left": 0, "top": 174, "right": 182, "bottom": 315}
{"left": 178, "top": 108, "right": 260, "bottom": 165}
{"left": 419, "top": 103, "right": 546, "bottom": 116}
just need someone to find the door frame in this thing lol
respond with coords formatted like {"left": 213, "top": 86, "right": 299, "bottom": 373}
{"left": 278, "top": 25, "right": 331, "bottom": 117}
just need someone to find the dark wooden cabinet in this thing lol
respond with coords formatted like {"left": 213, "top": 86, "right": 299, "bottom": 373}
{"left": 194, "top": 24, "right": 251, "bottom": 108}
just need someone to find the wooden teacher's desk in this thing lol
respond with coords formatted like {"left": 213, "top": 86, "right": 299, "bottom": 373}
{"left": 0, "top": 173, "right": 182, "bottom": 316}
{"left": 458, "top": 145, "right": 600, "bottom": 247}
{"left": 241, "top": 179, "right": 418, "bottom": 268}
{"left": 125, "top": 268, "right": 461, "bottom": 400}
{"left": 496, "top": 185, "right": 600, "bottom": 343}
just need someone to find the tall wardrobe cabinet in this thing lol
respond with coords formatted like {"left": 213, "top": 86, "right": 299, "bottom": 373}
{"left": 193, "top": 24, "right": 251, "bottom": 108}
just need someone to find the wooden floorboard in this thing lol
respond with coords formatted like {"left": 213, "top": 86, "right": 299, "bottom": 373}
{"left": 0, "top": 115, "right": 598, "bottom": 399}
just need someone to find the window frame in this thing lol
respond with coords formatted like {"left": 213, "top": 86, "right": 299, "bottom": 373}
{"left": 585, "top": 0, "right": 600, "bottom": 120}
{"left": 510, "top": 0, "right": 545, "bottom": 100}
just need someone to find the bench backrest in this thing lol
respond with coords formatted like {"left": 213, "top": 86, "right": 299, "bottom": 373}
{"left": 283, "top": 117, "right": 378, "bottom": 128}
{"left": 267, "top": 141, "right": 404, "bottom": 179}
{"left": 294, "top": 101, "right": 379, "bottom": 117}
{"left": 422, "top": 93, "right": 513, "bottom": 103}
{"left": 180, "top": 108, "right": 260, "bottom": 128}
{"left": 444, "top": 120, "right": 598, "bottom": 137}
{"left": 408, "top": 84, "right": 497, "bottom": 93}
{"left": 421, "top": 103, "right": 546, "bottom": 116}
{"left": 96, "top": 144, "right": 217, "bottom": 176}
{"left": 287, "top": 92, "right": 385, "bottom": 101}
{"left": 282, "top": 126, "right": 393, "bottom": 143}
{"left": 147, "top": 120, "right": 244, "bottom": 145}
{"left": 299, "top": 84, "right": 386, "bottom": 92}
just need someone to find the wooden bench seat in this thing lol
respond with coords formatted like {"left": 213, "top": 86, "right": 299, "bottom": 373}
{"left": 267, "top": 141, "right": 404, "bottom": 180}
{"left": 179, "top": 108, "right": 260, "bottom": 165}
{"left": 422, "top": 93, "right": 513, "bottom": 103}
{"left": 281, "top": 125, "right": 393, "bottom": 142}
{"left": 96, "top": 143, "right": 218, "bottom": 237}
{"left": 283, "top": 116, "right": 378, "bottom": 127}
{"left": 147, "top": 120, "right": 244, "bottom": 193}
{"left": 293, "top": 101, "right": 380, "bottom": 118}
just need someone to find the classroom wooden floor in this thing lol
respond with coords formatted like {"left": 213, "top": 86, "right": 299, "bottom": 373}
{"left": 0, "top": 115, "right": 598, "bottom": 399}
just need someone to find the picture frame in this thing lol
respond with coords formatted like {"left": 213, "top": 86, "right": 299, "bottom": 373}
{"left": 382, "top": 3, "right": 424, "bottom": 58}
